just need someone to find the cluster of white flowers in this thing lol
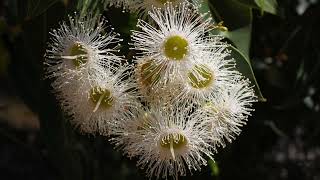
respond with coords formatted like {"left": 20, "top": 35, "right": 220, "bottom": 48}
{"left": 45, "top": 2, "right": 257, "bottom": 179}
{"left": 45, "top": 14, "right": 140, "bottom": 134}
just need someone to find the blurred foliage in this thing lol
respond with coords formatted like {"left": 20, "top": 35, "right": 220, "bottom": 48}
{"left": 0, "top": 39, "right": 9, "bottom": 76}
{"left": 25, "top": 0, "right": 60, "bottom": 20}
{"left": 0, "top": 0, "right": 320, "bottom": 180}
{"left": 208, "top": 159, "right": 219, "bottom": 177}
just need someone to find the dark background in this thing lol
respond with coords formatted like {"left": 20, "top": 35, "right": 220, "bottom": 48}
{"left": 0, "top": 0, "right": 319, "bottom": 180}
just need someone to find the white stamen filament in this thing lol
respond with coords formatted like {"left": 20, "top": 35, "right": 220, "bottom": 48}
{"left": 170, "top": 138, "right": 176, "bottom": 161}
{"left": 61, "top": 55, "right": 86, "bottom": 60}
{"left": 93, "top": 92, "right": 106, "bottom": 112}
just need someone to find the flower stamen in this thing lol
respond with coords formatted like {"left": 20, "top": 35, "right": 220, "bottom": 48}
{"left": 90, "top": 87, "right": 114, "bottom": 112}
{"left": 160, "top": 133, "right": 187, "bottom": 160}
{"left": 68, "top": 42, "right": 88, "bottom": 67}
{"left": 170, "top": 138, "right": 175, "bottom": 160}
{"left": 188, "top": 65, "right": 214, "bottom": 89}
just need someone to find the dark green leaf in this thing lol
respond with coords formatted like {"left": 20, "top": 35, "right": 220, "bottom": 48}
{"left": 235, "top": 0, "right": 278, "bottom": 14}
{"left": 254, "top": 0, "right": 277, "bottom": 15}
{"left": 208, "top": 0, "right": 253, "bottom": 59}
{"left": 220, "top": 24, "right": 252, "bottom": 60}
{"left": 198, "top": 0, "right": 212, "bottom": 19}
{"left": 229, "top": 46, "right": 267, "bottom": 101}
{"left": 209, "top": 0, "right": 251, "bottom": 30}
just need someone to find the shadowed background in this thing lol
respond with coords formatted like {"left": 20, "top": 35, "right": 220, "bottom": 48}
{"left": 0, "top": 0, "right": 319, "bottom": 180}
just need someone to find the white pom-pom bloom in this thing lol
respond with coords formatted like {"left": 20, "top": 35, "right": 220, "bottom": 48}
{"left": 193, "top": 79, "right": 257, "bottom": 147}
{"left": 175, "top": 43, "right": 241, "bottom": 106}
{"left": 111, "top": 107, "right": 216, "bottom": 179}
{"left": 58, "top": 67, "right": 140, "bottom": 134}
{"left": 131, "top": 3, "right": 213, "bottom": 87}
{"left": 45, "top": 14, "right": 122, "bottom": 89}
{"left": 134, "top": 56, "right": 184, "bottom": 104}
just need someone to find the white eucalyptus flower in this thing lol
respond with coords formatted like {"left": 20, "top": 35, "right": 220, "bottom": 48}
{"left": 45, "top": 14, "right": 122, "bottom": 89}
{"left": 175, "top": 43, "right": 241, "bottom": 106}
{"left": 131, "top": 2, "right": 213, "bottom": 87}
{"left": 133, "top": 56, "right": 184, "bottom": 104}
{"left": 111, "top": 107, "right": 216, "bottom": 179}
{"left": 58, "top": 66, "right": 140, "bottom": 134}
{"left": 194, "top": 79, "right": 257, "bottom": 147}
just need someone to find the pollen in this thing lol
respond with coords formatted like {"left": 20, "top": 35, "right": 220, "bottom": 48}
{"left": 163, "top": 35, "right": 189, "bottom": 60}
{"left": 188, "top": 65, "right": 215, "bottom": 89}
{"left": 90, "top": 87, "right": 114, "bottom": 111}
{"left": 69, "top": 43, "right": 88, "bottom": 67}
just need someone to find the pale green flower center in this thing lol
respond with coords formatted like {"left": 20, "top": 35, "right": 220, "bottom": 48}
{"left": 90, "top": 87, "right": 114, "bottom": 112}
{"left": 69, "top": 43, "right": 88, "bottom": 67}
{"left": 160, "top": 133, "right": 187, "bottom": 149}
{"left": 160, "top": 133, "right": 187, "bottom": 159}
{"left": 164, "top": 35, "right": 189, "bottom": 60}
{"left": 188, "top": 65, "right": 214, "bottom": 89}
{"left": 138, "top": 60, "right": 161, "bottom": 87}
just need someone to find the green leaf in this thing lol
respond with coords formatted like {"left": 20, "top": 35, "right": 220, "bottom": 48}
{"left": 229, "top": 46, "right": 266, "bottom": 101}
{"left": 234, "top": 0, "right": 259, "bottom": 8}
{"left": 198, "top": 0, "right": 212, "bottom": 18}
{"left": 203, "top": 0, "right": 252, "bottom": 59}
{"left": 220, "top": 24, "right": 252, "bottom": 60}
{"left": 209, "top": 0, "right": 252, "bottom": 30}
{"left": 235, "top": 0, "right": 278, "bottom": 14}
{"left": 208, "top": 0, "right": 253, "bottom": 59}
{"left": 254, "top": 0, "right": 277, "bottom": 15}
